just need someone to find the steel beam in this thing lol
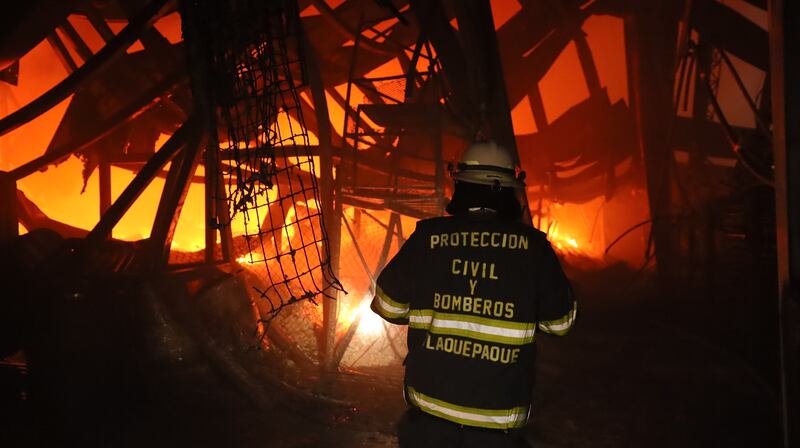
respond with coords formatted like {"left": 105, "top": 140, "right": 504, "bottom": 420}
{"left": 332, "top": 212, "right": 378, "bottom": 367}
{"left": 10, "top": 70, "right": 184, "bottom": 180}
{"left": 85, "top": 9, "right": 117, "bottom": 43}
{"left": 16, "top": 188, "right": 87, "bottom": 238}
{"left": 149, "top": 130, "right": 202, "bottom": 270}
{"left": 177, "top": 0, "right": 229, "bottom": 265}
{"left": 99, "top": 161, "right": 111, "bottom": 216}
{"left": 214, "top": 164, "right": 234, "bottom": 263}
{"left": 204, "top": 135, "right": 218, "bottom": 264}
{"left": 0, "top": 171, "right": 17, "bottom": 246}
{"left": 60, "top": 21, "right": 94, "bottom": 62}
{"left": 305, "top": 28, "right": 342, "bottom": 372}
{"left": 0, "top": 0, "right": 168, "bottom": 137}
{"left": 624, "top": 2, "right": 684, "bottom": 280}
{"left": 375, "top": 213, "right": 400, "bottom": 272}
{"left": 454, "top": 0, "right": 530, "bottom": 224}
{"left": 46, "top": 33, "right": 78, "bottom": 73}
{"left": 410, "top": 0, "right": 479, "bottom": 130}
{"left": 769, "top": 0, "right": 800, "bottom": 445}
{"left": 85, "top": 117, "right": 195, "bottom": 244}
{"left": 692, "top": 0, "right": 769, "bottom": 71}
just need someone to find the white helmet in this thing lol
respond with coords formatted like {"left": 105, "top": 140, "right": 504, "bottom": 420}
{"left": 452, "top": 140, "right": 524, "bottom": 188}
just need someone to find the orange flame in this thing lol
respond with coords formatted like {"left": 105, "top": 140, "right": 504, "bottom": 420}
{"left": 336, "top": 293, "right": 383, "bottom": 337}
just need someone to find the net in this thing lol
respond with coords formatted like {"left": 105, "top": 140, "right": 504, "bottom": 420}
{"left": 180, "top": 0, "right": 343, "bottom": 321}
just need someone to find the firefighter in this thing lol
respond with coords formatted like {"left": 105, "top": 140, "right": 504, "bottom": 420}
{"left": 371, "top": 140, "right": 576, "bottom": 448}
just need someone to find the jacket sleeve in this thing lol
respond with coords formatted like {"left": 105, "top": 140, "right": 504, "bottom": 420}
{"left": 371, "top": 228, "right": 419, "bottom": 325}
{"left": 536, "top": 240, "right": 577, "bottom": 335}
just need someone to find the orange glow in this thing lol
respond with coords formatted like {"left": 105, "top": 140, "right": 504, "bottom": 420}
{"left": 338, "top": 294, "right": 384, "bottom": 337}
{"left": 510, "top": 95, "right": 538, "bottom": 134}
{"left": 324, "top": 89, "right": 347, "bottom": 138}
{"left": 277, "top": 199, "right": 320, "bottom": 252}
{"left": 3, "top": 30, "right": 321, "bottom": 253}
{"left": 583, "top": 15, "right": 629, "bottom": 104}
{"left": 364, "top": 57, "right": 404, "bottom": 79}
{"left": 533, "top": 196, "right": 608, "bottom": 258}
{"left": 300, "top": 4, "right": 321, "bottom": 17}
{"left": 538, "top": 42, "right": 590, "bottom": 123}
{"left": 356, "top": 301, "right": 385, "bottom": 336}
{"left": 236, "top": 252, "right": 258, "bottom": 265}
{"left": 1, "top": 14, "right": 207, "bottom": 250}
{"left": 490, "top": 0, "right": 521, "bottom": 29}
{"left": 546, "top": 223, "right": 582, "bottom": 253}
{"left": 2, "top": 5, "right": 632, "bottom": 267}
{"left": 0, "top": 3, "right": 652, "bottom": 374}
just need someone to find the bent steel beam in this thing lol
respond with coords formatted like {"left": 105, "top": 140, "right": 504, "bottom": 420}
{"left": 9, "top": 69, "right": 185, "bottom": 180}
{"left": 85, "top": 116, "right": 197, "bottom": 244}
{"left": 0, "top": 0, "right": 169, "bottom": 137}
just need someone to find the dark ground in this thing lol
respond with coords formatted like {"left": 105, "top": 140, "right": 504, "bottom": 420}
{"left": 0, "top": 263, "right": 782, "bottom": 447}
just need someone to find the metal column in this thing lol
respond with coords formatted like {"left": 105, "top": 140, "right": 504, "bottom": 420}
{"left": 769, "top": 0, "right": 800, "bottom": 445}
{"left": 624, "top": 2, "right": 683, "bottom": 281}
{"left": 99, "top": 161, "right": 112, "bottom": 216}
{"left": 305, "top": 32, "right": 341, "bottom": 372}
{"left": 0, "top": 171, "right": 17, "bottom": 246}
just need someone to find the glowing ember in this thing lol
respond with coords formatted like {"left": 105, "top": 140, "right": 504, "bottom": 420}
{"left": 236, "top": 252, "right": 257, "bottom": 264}
{"left": 564, "top": 237, "right": 580, "bottom": 249}
{"left": 546, "top": 222, "right": 583, "bottom": 253}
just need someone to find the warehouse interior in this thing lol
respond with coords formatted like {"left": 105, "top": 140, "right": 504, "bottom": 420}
{"left": 0, "top": 0, "right": 798, "bottom": 446}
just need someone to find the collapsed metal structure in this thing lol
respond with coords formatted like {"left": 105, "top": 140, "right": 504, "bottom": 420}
{"left": 0, "top": 0, "right": 797, "bottom": 443}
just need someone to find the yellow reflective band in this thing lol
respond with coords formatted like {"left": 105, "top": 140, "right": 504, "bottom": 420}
{"left": 373, "top": 286, "right": 409, "bottom": 319}
{"left": 408, "top": 309, "right": 536, "bottom": 345}
{"left": 538, "top": 301, "right": 577, "bottom": 335}
{"left": 406, "top": 386, "right": 529, "bottom": 430}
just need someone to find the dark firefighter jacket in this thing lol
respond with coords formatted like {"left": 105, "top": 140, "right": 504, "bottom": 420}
{"left": 371, "top": 213, "right": 576, "bottom": 430}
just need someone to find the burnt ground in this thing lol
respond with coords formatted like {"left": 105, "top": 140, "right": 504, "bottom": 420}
{"left": 0, "top": 263, "right": 782, "bottom": 447}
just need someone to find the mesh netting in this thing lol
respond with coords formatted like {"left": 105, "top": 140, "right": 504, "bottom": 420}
{"left": 264, "top": 208, "right": 411, "bottom": 368}
{"left": 181, "top": 0, "right": 343, "bottom": 320}
{"left": 334, "top": 209, "right": 409, "bottom": 367}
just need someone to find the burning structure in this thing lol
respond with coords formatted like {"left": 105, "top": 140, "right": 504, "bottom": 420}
{"left": 0, "top": 0, "right": 798, "bottom": 446}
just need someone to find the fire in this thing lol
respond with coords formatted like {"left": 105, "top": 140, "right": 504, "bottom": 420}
{"left": 543, "top": 218, "right": 584, "bottom": 254}
{"left": 531, "top": 197, "right": 612, "bottom": 258}
{"left": 236, "top": 252, "right": 258, "bottom": 264}
{"left": 354, "top": 295, "right": 384, "bottom": 336}
{"left": 279, "top": 199, "right": 319, "bottom": 252}
{"left": 551, "top": 234, "right": 580, "bottom": 251}
{"left": 338, "top": 293, "right": 384, "bottom": 337}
